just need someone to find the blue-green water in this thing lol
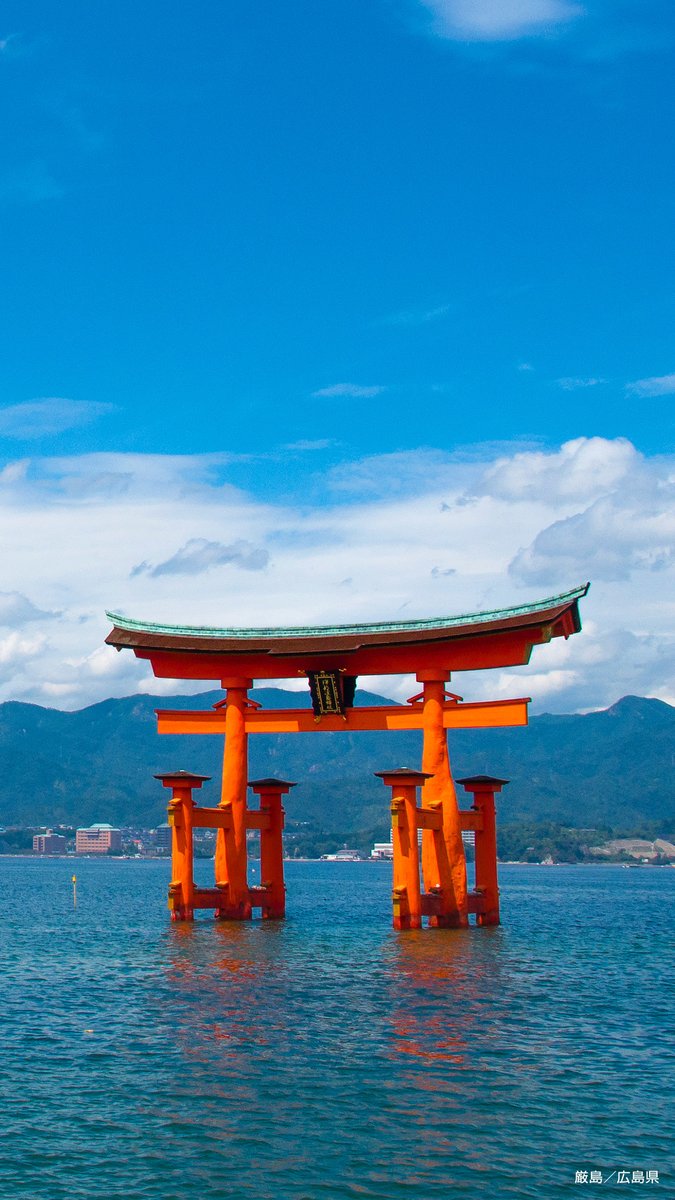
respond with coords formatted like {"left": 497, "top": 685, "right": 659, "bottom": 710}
{"left": 1, "top": 858, "right": 673, "bottom": 1199}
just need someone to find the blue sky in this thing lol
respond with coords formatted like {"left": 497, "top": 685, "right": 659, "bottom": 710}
{"left": 0, "top": 1, "right": 674, "bottom": 712}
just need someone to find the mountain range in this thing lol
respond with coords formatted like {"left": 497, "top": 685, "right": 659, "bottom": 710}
{"left": 0, "top": 689, "right": 673, "bottom": 842}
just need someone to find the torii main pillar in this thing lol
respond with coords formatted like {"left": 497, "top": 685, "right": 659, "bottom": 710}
{"left": 214, "top": 677, "right": 252, "bottom": 919}
{"left": 418, "top": 671, "right": 468, "bottom": 927}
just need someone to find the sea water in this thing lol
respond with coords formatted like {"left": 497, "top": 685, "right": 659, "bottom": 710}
{"left": 1, "top": 858, "right": 673, "bottom": 1199}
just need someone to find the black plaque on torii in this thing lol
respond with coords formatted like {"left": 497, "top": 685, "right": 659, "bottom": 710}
{"left": 307, "top": 671, "right": 357, "bottom": 717}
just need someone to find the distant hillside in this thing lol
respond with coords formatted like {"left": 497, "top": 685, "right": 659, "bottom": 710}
{"left": 0, "top": 690, "right": 673, "bottom": 838}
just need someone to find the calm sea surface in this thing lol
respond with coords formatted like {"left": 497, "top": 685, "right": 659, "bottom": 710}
{"left": 1, "top": 858, "right": 673, "bottom": 1199}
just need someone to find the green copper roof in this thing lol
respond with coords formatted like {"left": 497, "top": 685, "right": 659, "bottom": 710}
{"left": 106, "top": 583, "right": 589, "bottom": 641}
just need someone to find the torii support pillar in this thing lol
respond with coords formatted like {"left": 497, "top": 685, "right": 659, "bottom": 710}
{"left": 375, "top": 769, "right": 431, "bottom": 930}
{"left": 249, "top": 777, "right": 294, "bottom": 919}
{"left": 156, "top": 770, "right": 211, "bottom": 921}
{"left": 457, "top": 775, "right": 508, "bottom": 926}
{"left": 215, "top": 677, "right": 253, "bottom": 920}
{"left": 417, "top": 671, "right": 468, "bottom": 928}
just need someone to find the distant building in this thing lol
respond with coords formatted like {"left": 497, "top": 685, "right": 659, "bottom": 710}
{"left": 33, "top": 830, "right": 67, "bottom": 855}
{"left": 154, "top": 823, "right": 172, "bottom": 852}
{"left": 76, "top": 823, "right": 122, "bottom": 854}
{"left": 320, "top": 849, "right": 361, "bottom": 861}
{"left": 371, "top": 829, "right": 475, "bottom": 858}
{"left": 371, "top": 841, "right": 394, "bottom": 860}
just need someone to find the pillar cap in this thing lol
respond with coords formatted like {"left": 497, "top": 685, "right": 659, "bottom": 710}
{"left": 457, "top": 774, "right": 509, "bottom": 791}
{"left": 155, "top": 770, "right": 211, "bottom": 788}
{"left": 248, "top": 777, "right": 297, "bottom": 791}
{"left": 415, "top": 669, "right": 451, "bottom": 683}
{"left": 374, "top": 767, "right": 433, "bottom": 785}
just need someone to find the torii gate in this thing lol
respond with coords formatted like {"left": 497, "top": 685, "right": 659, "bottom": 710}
{"left": 105, "top": 583, "right": 588, "bottom": 929}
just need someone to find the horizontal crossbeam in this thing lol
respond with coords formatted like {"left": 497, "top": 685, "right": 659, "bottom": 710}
{"left": 459, "top": 811, "right": 484, "bottom": 832}
{"left": 156, "top": 697, "right": 529, "bottom": 736}
{"left": 185, "top": 885, "right": 277, "bottom": 911}
{"left": 177, "top": 805, "right": 272, "bottom": 831}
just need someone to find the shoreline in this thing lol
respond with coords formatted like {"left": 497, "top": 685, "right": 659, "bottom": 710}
{"left": 2, "top": 853, "right": 672, "bottom": 868}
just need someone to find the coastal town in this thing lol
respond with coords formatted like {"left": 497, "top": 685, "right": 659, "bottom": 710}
{"left": 4, "top": 822, "right": 673, "bottom": 865}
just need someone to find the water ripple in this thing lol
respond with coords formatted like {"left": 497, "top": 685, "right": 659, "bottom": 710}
{"left": 1, "top": 858, "right": 673, "bottom": 1198}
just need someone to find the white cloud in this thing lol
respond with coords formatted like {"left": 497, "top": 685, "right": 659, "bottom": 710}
{"left": 0, "top": 591, "right": 57, "bottom": 626}
{"left": 0, "top": 439, "right": 673, "bottom": 716}
{"left": 18, "top": 450, "right": 243, "bottom": 500}
{"left": 0, "top": 398, "right": 114, "bottom": 439}
{"left": 419, "top": 0, "right": 583, "bottom": 42}
{"left": 556, "top": 377, "right": 604, "bottom": 390}
{"left": 463, "top": 624, "right": 675, "bottom": 715}
{"left": 0, "top": 631, "right": 45, "bottom": 676}
{"left": 510, "top": 491, "right": 675, "bottom": 585}
{"left": 312, "top": 383, "right": 385, "bottom": 399}
{"left": 626, "top": 373, "right": 675, "bottom": 398}
{"left": 476, "top": 436, "right": 637, "bottom": 503}
{"left": 132, "top": 538, "right": 270, "bottom": 578}
{"left": 327, "top": 448, "right": 463, "bottom": 497}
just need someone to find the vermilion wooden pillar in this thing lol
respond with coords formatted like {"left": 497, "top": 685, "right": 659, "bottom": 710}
{"left": 417, "top": 671, "right": 468, "bottom": 927}
{"left": 156, "top": 770, "right": 210, "bottom": 921}
{"left": 215, "top": 677, "right": 252, "bottom": 920}
{"left": 248, "top": 777, "right": 293, "bottom": 919}
{"left": 457, "top": 775, "right": 508, "bottom": 926}
{"left": 375, "top": 768, "right": 431, "bottom": 930}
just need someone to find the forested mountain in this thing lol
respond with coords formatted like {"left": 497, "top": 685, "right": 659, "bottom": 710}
{"left": 0, "top": 689, "right": 673, "bottom": 840}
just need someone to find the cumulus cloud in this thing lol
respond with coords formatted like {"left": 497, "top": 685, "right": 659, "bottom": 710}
{"left": 475, "top": 436, "right": 637, "bottom": 504}
{"left": 0, "top": 592, "right": 58, "bottom": 626}
{"left": 132, "top": 538, "right": 270, "bottom": 578}
{"left": 0, "top": 439, "right": 673, "bottom": 715}
{"left": 0, "top": 633, "right": 44, "bottom": 672}
{"left": 626, "top": 373, "right": 675, "bottom": 398}
{"left": 419, "top": 0, "right": 583, "bottom": 42}
{"left": 465, "top": 624, "right": 675, "bottom": 714}
{"left": 312, "top": 383, "right": 385, "bottom": 399}
{"left": 510, "top": 490, "right": 675, "bottom": 585}
{"left": 0, "top": 398, "right": 114, "bottom": 439}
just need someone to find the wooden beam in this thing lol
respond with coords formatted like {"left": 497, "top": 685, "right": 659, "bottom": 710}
{"left": 191, "top": 806, "right": 232, "bottom": 829}
{"left": 416, "top": 808, "right": 443, "bottom": 831}
{"left": 459, "top": 811, "right": 484, "bottom": 832}
{"left": 191, "top": 885, "right": 275, "bottom": 911}
{"left": 156, "top": 697, "right": 530, "bottom": 736}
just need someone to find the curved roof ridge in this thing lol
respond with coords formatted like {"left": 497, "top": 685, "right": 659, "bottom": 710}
{"left": 106, "top": 583, "right": 589, "bottom": 641}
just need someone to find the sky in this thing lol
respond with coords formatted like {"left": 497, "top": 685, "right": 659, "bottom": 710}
{"left": 0, "top": 0, "right": 674, "bottom": 714}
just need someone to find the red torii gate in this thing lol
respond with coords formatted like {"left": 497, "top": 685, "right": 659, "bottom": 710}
{"left": 106, "top": 583, "right": 588, "bottom": 929}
